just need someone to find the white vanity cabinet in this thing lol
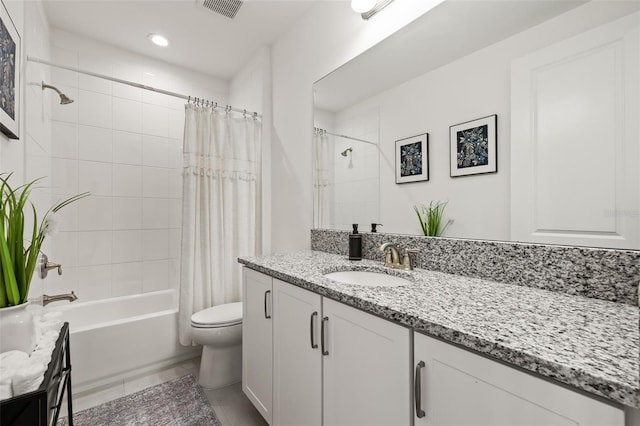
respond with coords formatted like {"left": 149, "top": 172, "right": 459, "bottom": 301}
{"left": 244, "top": 268, "right": 411, "bottom": 426}
{"left": 242, "top": 268, "right": 274, "bottom": 424}
{"left": 413, "top": 332, "right": 624, "bottom": 426}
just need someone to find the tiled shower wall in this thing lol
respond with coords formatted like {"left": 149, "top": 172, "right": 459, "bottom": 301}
{"left": 46, "top": 32, "right": 227, "bottom": 302}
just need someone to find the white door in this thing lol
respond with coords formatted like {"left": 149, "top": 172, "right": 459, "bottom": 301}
{"left": 323, "top": 298, "right": 411, "bottom": 426}
{"left": 414, "top": 332, "right": 624, "bottom": 426}
{"left": 511, "top": 12, "right": 639, "bottom": 249}
{"left": 272, "top": 279, "right": 322, "bottom": 426}
{"left": 242, "top": 268, "right": 273, "bottom": 425}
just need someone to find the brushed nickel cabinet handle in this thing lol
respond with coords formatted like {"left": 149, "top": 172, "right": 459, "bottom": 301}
{"left": 321, "top": 316, "right": 329, "bottom": 356}
{"left": 415, "top": 360, "right": 426, "bottom": 418}
{"left": 310, "top": 311, "right": 318, "bottom": 349}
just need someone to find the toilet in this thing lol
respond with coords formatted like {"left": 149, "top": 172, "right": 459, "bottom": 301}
{"left": 190, "top": 302, "right": 243, "bottom": 389}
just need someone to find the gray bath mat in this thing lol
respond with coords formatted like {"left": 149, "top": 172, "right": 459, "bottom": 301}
{"left": 58, "top": 374, "right": 221, "bottom": 426}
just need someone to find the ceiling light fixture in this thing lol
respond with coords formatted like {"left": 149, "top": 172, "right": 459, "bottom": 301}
{"left": 148, "top": 33, "right": 169, "bottom": 47}
{"left": 351, "top": 0, "right": 377, "bottom": 14}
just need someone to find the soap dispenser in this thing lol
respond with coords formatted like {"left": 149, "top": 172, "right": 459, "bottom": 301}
{"left": 349, "top": 224, "right": 362, "bottom": 261}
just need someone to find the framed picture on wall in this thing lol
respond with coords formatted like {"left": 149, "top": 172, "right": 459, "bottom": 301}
{"left": 450, "top": 115, "right": 497, "bottom": 177}
{"left": 395, "top": 133, "right": 429, "bottom": 184}
{"left": 0, "top": 0, "right": 19, "bottom": 140}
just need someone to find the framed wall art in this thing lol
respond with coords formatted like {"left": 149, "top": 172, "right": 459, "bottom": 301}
{"left": 0, "top": 0, "right": 19, "bottom": 140}
{"left": 395, "top": 133, "right": 429, "bottom": 184}
{"left": 450, "top": 115, "right": 497, "bottom": 177}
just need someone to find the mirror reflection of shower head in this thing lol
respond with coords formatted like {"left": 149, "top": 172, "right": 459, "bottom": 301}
{"left": 42, "top": 81, "right": 74, "bottom": 104}
{"left": 341, "top": 147, "right": 353, "bottom": 157}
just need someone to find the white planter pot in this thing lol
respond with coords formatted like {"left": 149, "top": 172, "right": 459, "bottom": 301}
{"left": 0, "top": 302, "right": 35, "bottom": 353}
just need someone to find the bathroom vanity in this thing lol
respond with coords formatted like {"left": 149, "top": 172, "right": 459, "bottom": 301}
{"left": 239, "top": 250, "right": 639, "bottom": 426}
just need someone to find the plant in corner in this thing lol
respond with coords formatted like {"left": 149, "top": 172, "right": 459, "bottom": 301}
{"left": 0, "top": 173, "right": 88, "bottom": 308}
{"left": 414, "top": 201, "right": 453, "bottom": 237}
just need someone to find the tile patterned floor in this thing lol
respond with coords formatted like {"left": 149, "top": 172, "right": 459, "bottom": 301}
{"left": 61, "top": 357, "right": 267, "bottom": 426}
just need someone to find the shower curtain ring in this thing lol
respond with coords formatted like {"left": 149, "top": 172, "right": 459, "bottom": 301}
{"left": 243, "top": 109, "right": 247, "bottom": 118}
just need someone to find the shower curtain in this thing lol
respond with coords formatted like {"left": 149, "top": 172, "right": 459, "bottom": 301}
{"left": 179, "top": 104, "right": 262, "bottom": 346}
{"left": 313, "top": 132, "right": 330, "bottom": 228}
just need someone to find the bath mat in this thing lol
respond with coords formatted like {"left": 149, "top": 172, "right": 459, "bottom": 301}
{"left": 58, "top": 374, "right": 221, "bottom": 426}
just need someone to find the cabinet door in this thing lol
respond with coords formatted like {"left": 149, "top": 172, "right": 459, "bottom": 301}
{"left": 242, "top": 268, "right": 273, "bottom": 425}
{"left": 273, "top": 279, "right": 322, "bottom": 426}
{"left": 414, "top": 332, "right": 624, "bottom": 426}
{"left": 323, "top": 298, "right": 411, "bottom": 426}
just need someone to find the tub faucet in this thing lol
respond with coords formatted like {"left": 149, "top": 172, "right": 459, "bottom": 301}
{"left": 42, "top": 291, "right": 78, "bottom": 307}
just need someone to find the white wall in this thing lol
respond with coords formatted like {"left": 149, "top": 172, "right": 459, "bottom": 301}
{"left": 229, "top": 46, "right": 272, "bottom": 254}
{"left": 45, "top": 29, "right": 228, "bottom": 302}
{"left": 271, "top": 0, "right": 445, "bottom": 251}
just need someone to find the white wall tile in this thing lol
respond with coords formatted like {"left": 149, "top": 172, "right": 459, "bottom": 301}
{"left": 78, "top": 196, "right": 112, "bottom": 231}
{"left": 142, "top": 260, "right": 169, "bottom": 293}
{"left": 51, "top": 231, "right": 79, "bottom": 268}
{"left": 78, "top": 230, "right": 112, "bottom": 266}
{"left": 78, "top": 90, "right": 112, "bottom": 128}
{"left": 142, "top": 229, "right": 169, "bottom": 260}
{"left": 113, "top": 164, "right": 142, "bottom": 197}
{"left": 52, "top": 121, "right": 78, "bottom": 159}
{"left": 55, "top": 202, "right": 78, "bottom": 232}
{"left": 168, "top": 198, "right": 182, "bottom": 229}
{"left": 51, "top": 46, "right": 79, "bottom": 87}
{"left": 168, "top": 229, "right": 181, "bottom": 259}
{"left": 168, "top": 169, "right": 182, "bottom": 199}
{"left": 112, "top": 230, "right": 142, "bottom": 263}
{"left": 51, "top": 85, "right": 78, "bottom": 124}
{"left": 112, "top": 198, "right": 142, "bottom": 230}
{"left": 78, "top": 125, "right": 112, "bottom": 162}
{"left": 46, "top": 266, "right": 79, "bottom": 298}
{"left": 142, "top": 167, "right": 169, "bottom": 198}
{"left": 142, "top": 198, "right": 169, "bottom": 229}
{"left": 112, "top": 262, "right": 143, "bottom": 296}
{"left": 52, "top": 158, "right": 78, "bottom": 195}
{"left": 142, "top": 135, "right": 169, "bottom": 168}
{"left": 78, "top": 54, "right": 112, "bottom": 94}
{"left": 77, "top": 265, "right": 112, "bottom": 301}
{"left": 113, "top": 97, "right": 142, "bottom": 133}
{"left": 142, "top": 103, "right": 169, "bottom": 137}
{"left": 142, "top": 72, "right": 168, "bottom": 107}
{"left": 168, "top": 139, "right": 182, "bottom": 169}
{"left": 168, "top": 110, "right": 185, "bottom": 139}
{"left": 113, "top": 131, "right": 142, "bottom": 165}
{"left": 112, "top": 64, "right": 143, "bottom": 101}
{"left": 79, "top": 160, "right": 112, "bottom": 196}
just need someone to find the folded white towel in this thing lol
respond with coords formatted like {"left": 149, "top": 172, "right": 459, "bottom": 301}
{"left": 0, "top": 383, "right": 12, "bottom": 400}
{"left": 39, "top": 319, "right": 62, "bottom": 336}
{"left": 0, "top": 351, "right": 29, "bottom": 379}
{"left": 12, "top": 361, "right": 45, "bottom": 396}
{"left": 29, "top": 350, "right": 52, "bottom": 369}
{"left": 36, "top": 330, "right": 59, "bottom": 350}
{"left": 42, "top": 311, "right": 63, "bottom": 321}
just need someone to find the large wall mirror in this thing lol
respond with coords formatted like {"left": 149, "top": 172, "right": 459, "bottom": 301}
{"left": 313, "top": 0, "right": 640, "bottom": 249}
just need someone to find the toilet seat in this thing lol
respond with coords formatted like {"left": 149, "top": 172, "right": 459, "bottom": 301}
{"left": 191, "top": 302, "right": 242, "bottom": 328}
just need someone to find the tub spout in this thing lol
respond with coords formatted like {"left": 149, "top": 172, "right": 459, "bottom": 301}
{"left": 42, "top": 291, "right": 78, "bottom": 306}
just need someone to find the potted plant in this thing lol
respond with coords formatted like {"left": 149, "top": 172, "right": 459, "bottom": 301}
{"left": 414, "top": 201, "right": 453, "bottom": 237}
{"left": 0, "top": 173, "right": 88, "bottom": 352}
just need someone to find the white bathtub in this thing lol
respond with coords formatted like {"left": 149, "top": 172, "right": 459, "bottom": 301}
{"left": 50, "top": 290, "right": 199, "bottom": 391}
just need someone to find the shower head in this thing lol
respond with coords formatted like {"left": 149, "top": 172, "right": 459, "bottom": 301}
{"left": 341, "top": 147, "right": 353, "bottom": 157}
{"left": 42, "top": 81, "right": 74, "bottom": 104}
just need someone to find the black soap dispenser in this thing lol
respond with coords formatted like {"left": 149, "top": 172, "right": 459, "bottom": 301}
{"left": 349, "top": 224, "right": 362, "bottom": 261}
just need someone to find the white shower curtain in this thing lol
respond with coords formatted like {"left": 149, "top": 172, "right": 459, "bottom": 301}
{"left": 313, "top": 132, "right": 330, "bottom": 228}
{"left": 179, "top": 104, "right": 262, "bottom": 346}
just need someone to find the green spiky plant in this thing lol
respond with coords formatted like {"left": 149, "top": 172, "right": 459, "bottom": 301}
{"left": 0, "top": 174, "right": 88, "bottom": 308}
{"left": 414, "top": 201, "right": 452, "bottom": 237}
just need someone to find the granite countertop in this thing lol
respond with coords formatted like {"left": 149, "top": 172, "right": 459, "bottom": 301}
{"left": 238, "top": 250, "right": 640, "bottom": 409}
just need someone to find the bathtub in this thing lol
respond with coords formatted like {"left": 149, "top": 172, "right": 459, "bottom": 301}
{"left": 50, "top": 290, "right": 199, "bottom": 392}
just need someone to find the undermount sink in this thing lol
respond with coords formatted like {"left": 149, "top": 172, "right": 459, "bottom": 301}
{"left": 323, "top": 270, "right": 411, "bottom": 287}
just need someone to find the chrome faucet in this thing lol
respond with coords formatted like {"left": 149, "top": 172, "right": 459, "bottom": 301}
{"left": 380, "top": 243, "right": 420, "bottom": 270}
{"left": 42, "top": 291, "right": 78, "bottom": 307}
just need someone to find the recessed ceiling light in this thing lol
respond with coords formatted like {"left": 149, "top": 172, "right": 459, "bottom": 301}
{"left": 351, "top": 0, "right": 377, "bottom": 13}
{"left": 148, "top": 33, "right": 169, "bottom": 47}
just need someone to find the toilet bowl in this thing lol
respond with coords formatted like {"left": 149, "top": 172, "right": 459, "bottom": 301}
{"left": 191, "top": 302, "right": 242, "bottom": 389}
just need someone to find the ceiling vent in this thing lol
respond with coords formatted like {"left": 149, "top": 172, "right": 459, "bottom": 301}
{"left": 198, "top": 0, "right": 243, "bottom": 19}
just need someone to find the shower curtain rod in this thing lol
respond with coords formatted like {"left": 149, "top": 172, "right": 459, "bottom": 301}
{"left": 314, "top": 127, "right": 376, "bottom": 146}
{"left": 27, "top": 56, "right": 262, "bottom": 118}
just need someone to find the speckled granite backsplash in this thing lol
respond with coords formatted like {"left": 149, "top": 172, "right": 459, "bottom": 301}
{"left": 311, "top": 229, "right": 640, "bottom": 306}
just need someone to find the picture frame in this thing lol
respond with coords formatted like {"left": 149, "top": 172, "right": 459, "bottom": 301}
{"left": 395, "top": 133, "right": 429, "bottom": 184}
{"left": 450, "top": 114, "right": 497, "bottom": 177}
{"left": 0, "top": 0, "right": 20, "bottom": 140}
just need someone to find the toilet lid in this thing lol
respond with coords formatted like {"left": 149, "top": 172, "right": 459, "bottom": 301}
{"left": 191, "top": 302, "right": 243, "bottom": 327}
